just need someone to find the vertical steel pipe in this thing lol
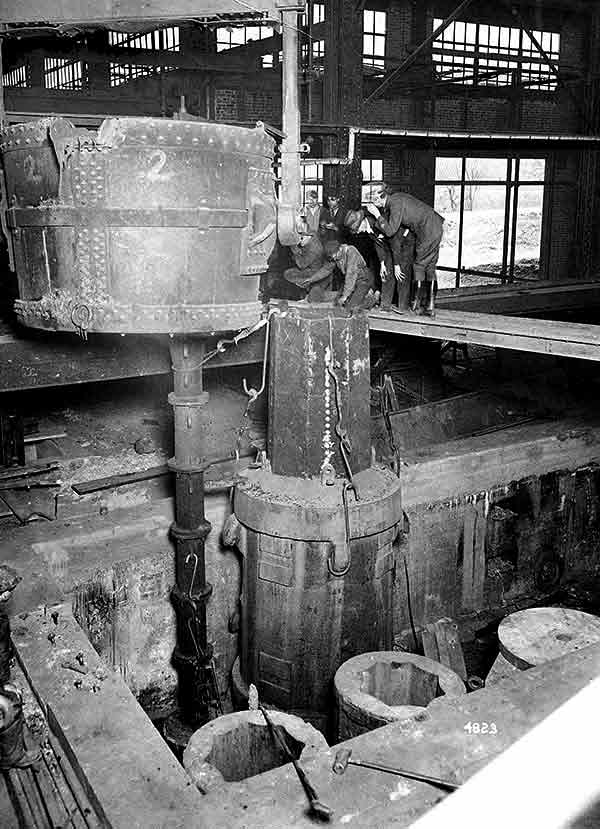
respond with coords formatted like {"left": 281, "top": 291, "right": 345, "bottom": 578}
{"left": 278, "top": 9, "right": 302, "bottom": 245}
{"left": 168, "top": 336, "right": 213, "bottom": 728}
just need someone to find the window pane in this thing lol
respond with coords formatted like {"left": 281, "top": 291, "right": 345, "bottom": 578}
{"left": 363, "top": 9, "right": 373, "bottom": 30}
{"left": 374, "top": 11, "right": 386, "bottom": 33}
{"left": 435, "top": 157, "right": 462, "bottom": 180}
{"left": 519, "top": 158, "right": 545, "bottom": 181}
{"left": 443, "top": 21, "right": 455, "bottom": 41}
{"left": 514, "top": 185, "right": 544, "bottom": 279}
{"left": 434, "top": 185, "right": 459, "bottom": 273}
{"left": 465, "top": 158, "right": 508, "bottom": 181}
{"left": 461, "top": 184, "right": 506, "bottom": 273}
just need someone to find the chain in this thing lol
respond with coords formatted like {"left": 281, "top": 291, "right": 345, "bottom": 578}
{"left": 325, "top": 317, "right": 360, "bottom": 578}
{"left": 381, "top": 377, "right": 401, "bottom": 477}
{"left": 171, "top": 313, "right": 275, "bottom": 374}
{"left": 326, "top": 317, "right": 358, "bottom": 496}
{"left": 234, "top": 309, "right": 279, "bottom": 465}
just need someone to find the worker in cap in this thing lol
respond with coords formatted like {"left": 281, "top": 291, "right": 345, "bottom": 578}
{"left": 366, "top": 183, "right": 442, "bottom": 316}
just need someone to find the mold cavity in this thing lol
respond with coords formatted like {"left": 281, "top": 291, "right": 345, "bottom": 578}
{"left": 361, "top": 661, "right": 440, "bottom": 708}
{"left": 206, "top": 721, "right": 304, "bottom": 782}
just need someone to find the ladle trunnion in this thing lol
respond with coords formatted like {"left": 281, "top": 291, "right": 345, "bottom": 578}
{"left": 1, "top": 116, "right": 277, "bottom": 336}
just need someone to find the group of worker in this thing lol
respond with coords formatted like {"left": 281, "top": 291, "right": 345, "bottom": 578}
{"left": 280, "top": 184, "right": 444, "bottom": 316}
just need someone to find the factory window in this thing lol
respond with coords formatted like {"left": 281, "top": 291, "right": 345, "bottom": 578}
{"left": 363, "top": 10, "right": 386, "bottom": 74}
{"left": 216, "top": 24, "right": 274, "bottom": 52}
{"left": 301, "top": 3, "right": 325, "bottom": 26}
{"left": 44, "top": 58, "right": 85, "bottom": 90}
{"left": 434, "top": 155, "right": 546, "bottom": 288}
{"left": 361, "top": 158, "right": 383, "bottom": 201}
{"left": 262, "top": 49, "right": 283, "bottom": 69}
{"left": 108, "top": 27, "right": 180, "bottom": 51}
{"left": 109, "top": 63, "right": 166, "bottom": 87}
{"left": 432, "top": 19, "right": 560, "bottom": 91}
{"left": 301, "top": 40, "right": 325, "bottom": 72}
{"left": 302, "top": 162, "right": 324, "bottom": 204}
{"left": 3, "top": 65, "right": 30, "bottom": 88}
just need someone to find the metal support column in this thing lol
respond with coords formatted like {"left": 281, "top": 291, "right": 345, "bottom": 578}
{"left": 278, "top": 8, "right": 302, "bottom": 245}
{"left": 166, "top": 337, "right": 215, "bottom": 743}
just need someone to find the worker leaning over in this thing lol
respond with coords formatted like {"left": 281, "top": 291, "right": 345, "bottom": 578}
{"left": 344, "top": 208, "right": 415, "bottom": 311}
{"left": 0, "top": 564, "right": 41, "bottom": 769}
{"left": 301, "top": 238, "right": 379, "bottom": 310}
{"left": 366, "top": 183, "right": 443, "bottom": 316}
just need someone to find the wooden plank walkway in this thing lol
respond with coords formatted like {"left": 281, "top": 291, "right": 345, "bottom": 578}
{"left": 437, "top": 279, "right": 600, "bottom": 316}
{"left": 369, "top": 307, "right": 600, "bottom": 361}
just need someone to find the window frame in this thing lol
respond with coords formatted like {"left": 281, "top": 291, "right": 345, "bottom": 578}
{"left": 43, "top": 57, "right": 85, "bottom": 90}
{"left": 432, "top": 18, "right": 560, "bottom": 91}
{"left": 363, "top": 9, "right": 387, "bottom": 75}
{"left": 434, "top": 153, "right": 548, "bottom": 288}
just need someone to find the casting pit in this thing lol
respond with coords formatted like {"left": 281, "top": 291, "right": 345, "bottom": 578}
{"left": 334, "top": 651, "right": 466, "bottom": 740}
{"left": 183, "top": 709, "right": 328, "bottom": 795}
{"left": 363, "top": 660, "right": 440, "bottom": 708}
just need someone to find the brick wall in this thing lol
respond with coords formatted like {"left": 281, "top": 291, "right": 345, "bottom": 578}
{"left": 214, "top": 88, "right": 240, "bottom": 120}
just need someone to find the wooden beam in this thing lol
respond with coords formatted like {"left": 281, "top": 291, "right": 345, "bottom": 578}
{"left": 401, "top": 417, "right": 600, "bottom": 509}
{"left": 437, "top": 280, "right": 600, "bottom": 316}
{"left": 0, "top": 328, "right": 266, "bottom": 392}
{"left": 369, "top": 308, "right": 600, "bottom": 361}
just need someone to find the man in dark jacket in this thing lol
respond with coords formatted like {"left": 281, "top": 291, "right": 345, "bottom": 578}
{"left": 319, "top": 193, "right": 346, "bottom": 241}
{"left": 282, "top": 220, "right": 333, "bottom": 300}
{"left": 366, "top": 183, "right": 443, "bottom": 315}
{"left": 344, "top": 208, "right": 415, "bottom": 311}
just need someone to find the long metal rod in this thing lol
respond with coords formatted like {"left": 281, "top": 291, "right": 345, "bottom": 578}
{"left": 354, "top": 126, "right": 600, "bottom": 143}
{"left": 349, "top": 758, "right": 459, "bottom": 792}
{"left": 364, "top": 0, "right": 477, "bottom": 104}
{"left": 259, "top": 705, "right": 333, "bottom": 821}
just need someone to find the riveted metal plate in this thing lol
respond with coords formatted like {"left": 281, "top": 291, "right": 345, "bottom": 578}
{"left": 2, "top": 116, "right": 276, "bottom": 335}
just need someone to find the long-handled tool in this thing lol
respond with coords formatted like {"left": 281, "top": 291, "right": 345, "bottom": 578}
{"left": 332, "top": 747, "right": 459, "bottom": 793}
{"left": 259, "top": 704, "right": 333, "bottom": 822}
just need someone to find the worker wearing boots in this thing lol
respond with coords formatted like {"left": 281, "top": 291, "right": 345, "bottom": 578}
{"left": 366, "top": 184, "right": 443, "bottom": 316}
{"left": 0, "top": 564, "right": 41, "bottom": 770}
{"left": 344, "top": 208, "right": 415, "bottom": 311}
